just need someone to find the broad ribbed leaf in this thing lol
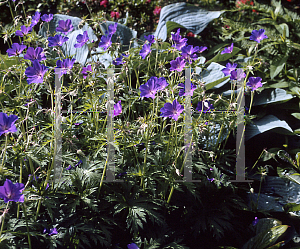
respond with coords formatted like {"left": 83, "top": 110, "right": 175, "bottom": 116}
{"left": 245, "top": 115, "right": 294, "bottom": 141}
{"left": 283, "top": 203, "right": 300, "bottom": 212}
{"left": 154, "top": 2, "right": 223, "bottom": 41}
{"left": 246, "top": 88, "right": 294, "bottom": 106}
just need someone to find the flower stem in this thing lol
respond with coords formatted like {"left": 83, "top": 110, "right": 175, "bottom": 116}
{"left": 23, "top": 203, "right": 32, "bottom": 249}
{"left": 0, "top": 202, "right": 9, "bottom": 237}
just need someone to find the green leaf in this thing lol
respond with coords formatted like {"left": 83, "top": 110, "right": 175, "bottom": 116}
{"left": 291, "top": 113, "right": 300, "bottom": 120}
{"left": 270, "top": 55, "right": 288, "bottom": 79}
{"left": 166, "top": 21, "right": 186, "bottom": 38}
{"left": 283, "top": 203, "right": 300, "bottom": 212}
{"left": 205, "top": 76, "right": 230, "bottom": 90}
{"left": 206, "top": 47, "right": 241, "bottom": 64}
{"left": 287, "top": 42, "right": 300, "bottom": 50}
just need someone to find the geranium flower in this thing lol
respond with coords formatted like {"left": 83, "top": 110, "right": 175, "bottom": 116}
{"left": 48, "top": 34, "right": 69, "bottom": 47}
{"left": 198, "top": 46, "right": 207, "bottom": 53}
{"left": 0, "top": 179, "right": 24, "bottom": 203}
{"left": 144, "top": 34, "right": 155, "bottom": 44}
{"left": 0, "top": 113, "right": 18, "bottom": 136}
{"left": 98, "top": 34, "right": 112, "bottom": 51}
{"left": 15, "top": 25, "right": 32, "bottom": 37}
{"left": 160, "top": 99, "right": 184, "bottom": 121}
{"left": 230, "top": 68, "right": 246, "bottom": 81}
{"left": 246, "top": 77, "right": 263, "bottom": 91}
{"left": 140, "top": 77, "right": 161, "bottom": 99}
{"left": 74, "top": 31, "right": 89, "bottom": 48}
{"left": 153, "top": 6, "right": 161, "bottom": 16}
{"left": 171, "top": 29, "right": 188, "bottom": 50}
{"left": 25, "top": 60, "right": 48, "bottom": 84}
{"left": 43, "top": 227, "right": 58, "bottom": 236}
{"left": 105, "top": 23, "right": 118, "bottom": 35}
{"left": 139, "top": 43, "right": 151, "bottom": 59}
{"left": 221, "top": 43, "right": 234, "bottom": 54}
{"left": 252, "top": 217, "right": 259, "bottom": 226}
{"left": 156, "top": 77, "right": 168, "bottom": 91}
{"left": 111, "top": 11, "right": 120, "bottom": 19}
{"left": 81, "top": 64, "right": 92, "bottom": 79}
{"left": 127, "top": 243, "right": 139, "bottom": 249}
{"left": 30, "top": 11, "right": 41, "bottom": 28}
{"left": 113, "top": 54, "right": 127, "bottom": 65}
{"left": 196, "top": 100, "right": 214, "bottom": 113}
{"left": 222, "top": 62, "right": 237, "bottom": 76}
{"left": 56, "top": 19, "right": 73, "bottom": 34}
{"left": 100, "top": 0, "right": 108, "bottom": 7}
{"left": 181, "top": 45, "right": 200, "bottom": 64}
{"left": 250, "top": 29, "right": 268, "bottom": 43}
{"left": 114, "top": 100, "right": 122, "bottom": 117}
{"left": 178, "top": 82, "right": 197, "bottom": 96}
{"left": 24, "top": 47, "right": 46, "bottom": 62}
{"left": 56, "top": 58, "right": 76, "bottom": 77}
{"left": 41, "top": 14, "right": 53, "bottom": 22}
{"left": 170, "top": 57, "right": 186, "bottom": 72}
{"left": 6, "top": 43, "right": 26, "bottom": 57}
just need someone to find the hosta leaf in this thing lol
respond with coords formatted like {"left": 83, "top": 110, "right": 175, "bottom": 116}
{"left": 245, "top": 115, "right": 294, "bottom": 141}
{"left": 154, "top": 2, "right": 223, "bottom": 41}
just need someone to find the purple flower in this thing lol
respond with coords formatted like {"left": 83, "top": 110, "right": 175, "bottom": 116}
{"left": 127, "top": 243, "right": 139, "bottom": 249}
{"left": 43, "top": 227, "right": 58, "bottom": 236}
{"left": 24, "top": 47, "right": 46, "bottom": 62}
{"left": 30, "top": 12, "right": 41, "bottom": 28}
{"left": 105, "top": 23, "right": 118, "bottom": 35}
{"left": 221, "top": 43, "right": 234, "bottom": 54}
{"left": 25, "top": 60, "right": 48, "bottom": 84}
{"left": 221, "top": 62, "right": 237, "bottom": 76}
{"left": 74, "top": 31, "right": 89, "bottom": 48}
{"left": 196, "top": 100, "right": 214, "bottom": 113}
{"left": 198, "top": 46, "right": 207, "bottom": 53}
{"left": 246, "top": 77, "right": 263, "bottom": 91}
{"left": 98, "top": 35, "right": 112, "bottom": 51}
{"left": 160, "top": 99, "right": 184, "bottom": 121}
{"left": 66, "top": 165, "right": 72, "bottom": 170}
{"left": 178, "top": 83, "right": 196, "bottom": 96}
{"left": 41, "top": 14, "right": 53, "bottom": 23}
{"left": 81, "top": 64, "right": 92, "bottom": 79}
{"left": 0, "top": 179, "right": 24, "bottom": 203}
{"left": 56, "top": 58, "right": 76, "bottom": 77}
{"left": 207, "top": 177, "right": 214, "bottom": 182}
{"left": 114, "top": 100, "right": 122, "bottom": 117}
{"left": 15, "top": 25, "right": 32, "bottom": 37}
{"left": 250, "top": 29, "right": 268, "bottom": 43}
{"left": 170, "top": 57, "right": 186, "bottom": 72}
{"left": 140, "top": 76, "right": 160, "bottom": 99}
{"left": 144, "top": 34, "right": 155, "bottom": 44}
{"left": 6, "top": 43, "right": 27, "bottom": 57}
{"left": 139, "top": 43, "right": 151, "bottom": 59}
{"left": 171, "top": 28, "right": 188, "bottom": 51}
{"left": 113, "top": 54, "right": 126, "bottom": 65}
{"left": 181, "top": 45, "right": 200, "bottom": 64}
{"left": 56, "top": 19, "right": 73, "bottom": 34}
{"left": 0, "top": 113, "right": 18, "bottom": 136}
{"left": 48, "top": 34, "right": 69, "bottom": 47}
{"left": 156, "top": 77, "right": 168, "bottom": 91}
{"left": 252, "top": 217, "right": 259, "bottom": 226}
{"left": 230, "top": 68, "right": 246, "bottom": 81}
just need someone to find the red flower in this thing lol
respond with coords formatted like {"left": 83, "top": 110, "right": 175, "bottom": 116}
{"left": 146, "top": 0, "right": 151, "bottom": 3}
{"left": 100, "top": 0, "right": 108, "bottom": 8}
{"left": 153, "top": 6, "right": 161, "bottom": 16}
{"left": 186, "top": 32, "right": 195, "bottom": 37}
{"left": 111, "top": 11, "right": 120, "bottom": 19}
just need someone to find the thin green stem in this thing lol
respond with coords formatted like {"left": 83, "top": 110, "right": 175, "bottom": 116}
{"left": 0, "top": 202, "right": 10, "bottom": 236}
{"left": 23, "top": 204, "right": 32, "bottom": 249}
